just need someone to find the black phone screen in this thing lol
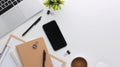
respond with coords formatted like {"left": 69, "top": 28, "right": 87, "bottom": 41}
{"left": 43, "top": 20, "right": 67, "bottom": 51}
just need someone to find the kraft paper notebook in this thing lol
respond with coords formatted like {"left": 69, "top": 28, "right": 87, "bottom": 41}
{"left": 10, "top": 50, "right": 66, "bottom": 67}
{"left": 16, "top": 37, "right": 53, "bottom": 67}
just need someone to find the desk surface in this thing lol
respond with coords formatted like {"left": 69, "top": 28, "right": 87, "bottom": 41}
{"left": 0, "top": 0, "right": 120, "bottom": 67}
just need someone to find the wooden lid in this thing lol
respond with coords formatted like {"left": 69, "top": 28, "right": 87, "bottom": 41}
{"left": 71, "top": 57, "right": 87, "bottom": 67}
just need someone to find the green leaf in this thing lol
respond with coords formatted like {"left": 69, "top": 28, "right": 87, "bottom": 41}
{"left": 58, "top": 5, "right": 61, "bottom": 10}
{"left": 60, "top": 1, "right": 64, "bottom": 4}
{"left": 44, "top": 0, "right": 64, "bottom": 10}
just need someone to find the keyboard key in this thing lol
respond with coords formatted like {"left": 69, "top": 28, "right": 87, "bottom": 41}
{"left": 5, "top": 3, "right": 8, "bottom": 6}
{"left": 1, "top": 1, "right": 5, "bottom": 4}
{"left": 8, "top": 1, "right": 11, "bottom": 4}
{"left": 2, "top": 5, "right": 5, "bottom": 8}
{"left": 17, "top": 0, "right": 21, "bottom": 3}
{"left": 13, "top": 1, "right": 17, "bottom": 5}
{"left": 0, "top": 4, "right": 13, "bottom": 15}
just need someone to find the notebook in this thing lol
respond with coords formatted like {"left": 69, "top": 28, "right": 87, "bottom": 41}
{"left": 0, "top": 35, "right": 25, "bottom": 67}
{"left": 16, "top": 37, "right": 53, "bottom": 67}
{"left": 10, "top": 49, "right": 66, "bottom": 67}
{"left": 10, "top": 37, "right": 66, "bottom": 67}
{"left": 0, "top": 35, "right": 66, "bottom": 67}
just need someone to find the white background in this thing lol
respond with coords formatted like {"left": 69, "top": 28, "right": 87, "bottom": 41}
{"left": 0, "top": 0, "right": 120, "bottom": 67}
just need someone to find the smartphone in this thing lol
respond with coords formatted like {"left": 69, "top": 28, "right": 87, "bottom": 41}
{"left": 43, "top": 20, "right": 67, "bottom": 51}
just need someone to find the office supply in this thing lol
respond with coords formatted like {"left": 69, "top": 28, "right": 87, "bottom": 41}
{"left": 0, "top": 0, "right": 43, "bottom": 38}
{"left": 0, "top": 35, "right": 25, "bottom": 58}
{"left": 10, "top": 38, "right": 66, "bottom": 67}
{"left": 11, "top": 49, "right": 66, "bottom": 67}
{"left": 43, "top": 20, "right": 67, "bottom": 51}
{"left": 0, "top": 35, "right": 25, "bottom": 67}
{"left": 16, "top": 37, "right": 53, "bottom": 67}
{"left": 42, "top": 50, "right": 46, "bottom": 67}
{"left": 22, "top": 16, "right": 42, "bottom": 36}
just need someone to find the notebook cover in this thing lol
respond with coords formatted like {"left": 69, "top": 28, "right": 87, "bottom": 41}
{"left": 16, "top": 37, "right": 53, "bottom": 67}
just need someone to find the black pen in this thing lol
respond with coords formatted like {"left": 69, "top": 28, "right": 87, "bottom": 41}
{"left": 22, "top": 16, "right": 42, "bottom": 36}
{"left": 42, "top": 50, "right": 46, "bottom": 67}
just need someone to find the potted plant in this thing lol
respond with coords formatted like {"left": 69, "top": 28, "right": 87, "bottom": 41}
{"left": 44, "top": 0, "right": 64, "bottom": 12}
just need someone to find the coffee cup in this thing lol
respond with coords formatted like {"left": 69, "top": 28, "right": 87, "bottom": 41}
{"left": 71, "top": 57, "right": 88, "bottom": 67}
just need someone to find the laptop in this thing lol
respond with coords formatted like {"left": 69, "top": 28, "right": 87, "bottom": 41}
{"left": 0, "top": 0, "right": 43, "bottom": 38}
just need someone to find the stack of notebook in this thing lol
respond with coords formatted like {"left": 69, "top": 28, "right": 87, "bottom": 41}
{"left": 0, "top": 35, "right": 66, "bottom": 67}
{"left": 8, "top": 35, "right": 66, "bottom": 67}
{"left": 10, "top": 49, "right": 66, "bottom": 67}
{"left": 13, "top": 37, "right": 53, "bottom": 67}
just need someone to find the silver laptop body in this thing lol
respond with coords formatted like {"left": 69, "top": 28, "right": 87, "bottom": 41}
{"left": 0, "top": 0, "right": 43, "bottom": 38}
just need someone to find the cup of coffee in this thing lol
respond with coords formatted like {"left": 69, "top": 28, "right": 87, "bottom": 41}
{"left": 71, "top": 57, "right": 88, "bottom": 67}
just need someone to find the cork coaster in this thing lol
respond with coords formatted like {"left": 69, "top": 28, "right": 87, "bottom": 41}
{"left": 71, "top": 57, "right": 87, "bottom": 67}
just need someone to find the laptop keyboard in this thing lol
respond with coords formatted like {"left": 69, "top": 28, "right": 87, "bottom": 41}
{"left": 0, "top": 0, "right": 23, "bottom": 15}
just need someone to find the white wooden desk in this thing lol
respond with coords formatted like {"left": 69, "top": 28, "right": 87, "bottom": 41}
{"left": 0, "top": 0, "right": 120, "bottom": 67}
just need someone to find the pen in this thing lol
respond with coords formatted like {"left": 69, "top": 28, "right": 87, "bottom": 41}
{"left": 42, "top": 50, "right": 46, "bottom": 67}
{"left": 22, "top": 16, "right": 42, "bottom": 36}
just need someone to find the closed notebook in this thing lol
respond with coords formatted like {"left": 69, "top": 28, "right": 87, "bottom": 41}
{"left": 16, "top": 37, "right": 53, "bottom": 67}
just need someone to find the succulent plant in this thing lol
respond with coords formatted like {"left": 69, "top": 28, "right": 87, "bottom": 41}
{"left": 44, "top": 0, "right": 64, "bottom": 10}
